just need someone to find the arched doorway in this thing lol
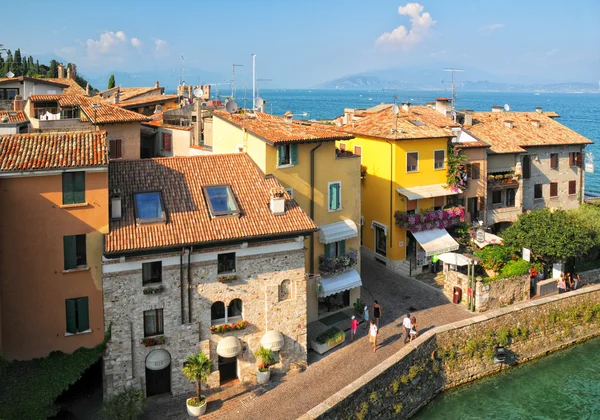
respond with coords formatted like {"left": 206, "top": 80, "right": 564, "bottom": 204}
{"left": 145, "top": 349, "right": 171, "bottom": 396}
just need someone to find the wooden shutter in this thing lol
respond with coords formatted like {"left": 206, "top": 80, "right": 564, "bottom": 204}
{"left": 62, "top": 173, "right": 74, "bottom": 204}
{"left": 550, "top": 182, "right": 558, "bottom": 197}
{"left": 569, "top": 153, "right": 575, "bottom": 167}
{"left": 109, "top": 140, "right": 122, "bottom": 159}
{"left": 73, "top": 172, "right": 85, "bottom": 204}
{"left": 407, "top": 153, "right": 417, "bottom": 171}
{"left": 407, "top": 199, "right": 417, "bottom": 211}
{"left": 339, "top": 240, "right": 346, "bottom": 256}
{"left": 163, "top": 133, "right": 172, "bottom": 151}
{"left": 66, "top": 299, "right": 77, "bottom": 334}
{"left": 471, "top": 163, "right": 480, "bottom": 180}
{"left": 329, "top": 183, "right": 339, "bottom": 210}
{"left": 77, "top": 298, "right": 89, "bottom": 332}
{"left": 64, "top": 236, "right": 77, "bottom": 269}
{"left": 434, "top": 196, "right": 445, "bottom": 207}
{"left": 576, "top": 152, "right": 583, "bottom": 168}
{"left": 339, "top": 143, "right": 346, "bottom": 151}
{"left": 522, "top": 156, "right": 531, "bottom": 179}
{"left": 550, "top": 154, "right": 558, "bottom": 170}
{"left": 291, "top": 144, "right": 299, "bottom": 165}
{"left": 569, "top": 180, "right": 576, "bottom": 195}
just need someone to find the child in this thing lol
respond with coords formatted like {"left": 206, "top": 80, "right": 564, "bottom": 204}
{"left": 350, "top": 315, "right": 359, "bottom": 341}
{"left": 363, "top": 305, "right": 369, "bottom": 329}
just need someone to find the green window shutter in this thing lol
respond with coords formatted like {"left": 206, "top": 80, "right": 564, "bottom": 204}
{"left": 77, "top": 298, "right": 90, "bottom": 332}
{"left": 73, "top": 172, "right": 85, "bottom": 204}
{"left": 62, "top": 173, "right": 74, "bottom": 204}
{"left": 64, "top": 236, "right": 77, "bottom": 269}
{"left": 277, "top": 145, "right": 284, "bottom": 165}
{"left": 335, "top": 184, "right": 341, "bottom": 209}
{"left": 339, "top": 240, "right": 346, "bottom": 256}
{"left": 291, "top": 144, "right": 298, "bottom": 165}
{"left": 324, "top": 243, "right": 331, "bottom": 258}
{"left": 66, "top": 299, "right": 77, "bottom": 333}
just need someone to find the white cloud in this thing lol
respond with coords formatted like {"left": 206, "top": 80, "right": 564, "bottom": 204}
{"left": 478, "top": 23, "right": 505, "bottom": 36}
{"left": 376, "top": 3, "right": 436, "bottom": 50}
{"left": 86, "top": 31, "right": 129, "bottom": 59}
{"left": 154, "top": 38, "right": 168, "bottom": 51}
{"left": 131, "top": 37, "right": 142, "bottom": 49}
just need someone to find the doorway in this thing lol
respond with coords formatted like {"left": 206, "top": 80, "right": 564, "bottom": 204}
{"left": 375, "top": 225, "right": 387, "bottom": 257}
{"left": 218, "top": 356, "right": 238, "bottom": 385}
{"left": 145, "top": 349, "right": 171, "bottom": 397}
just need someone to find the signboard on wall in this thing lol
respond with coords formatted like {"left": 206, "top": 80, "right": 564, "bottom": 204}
{"left": 522, "top": 248, "right": 531, "bottom": 262}
{"left": 476, "top": 228, "right": 485, "bottom": 243}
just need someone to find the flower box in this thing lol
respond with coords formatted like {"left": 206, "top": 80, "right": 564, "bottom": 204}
{"left": 141, "top": 336, "right": 166, "bottom": 347}
{"left": 143, "top": 285, "right": 164, "bottom": 295}
{"left": 210, "top": 320, "right": 248, "bottom": 334}
{"left": 394, "top": 206, "right": 465, "bottom": 232}
{"left": 311, "top": 327, "right": 345, "bottom": 354}
{"left": 318, "top": 249, "right": 358, "bottom": 276}
{"left": 218, "top": 274, "right": 237, "bottom": 282}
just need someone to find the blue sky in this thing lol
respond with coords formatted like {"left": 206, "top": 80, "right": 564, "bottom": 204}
{"left": 2, "top": 0, "right": 599, "bottom": 88}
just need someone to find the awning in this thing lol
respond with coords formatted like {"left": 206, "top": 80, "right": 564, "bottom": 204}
{"left": 216, "top": 336, "right": 242, "bottom": 358}
{"left": 437, "top": 252, "right": 472, "bottom": 267}
{"left": 260, "top": 330, "right": 285, "bottom": 351}
{"left": 318, "top": 220, "right": 358, "bottom": 244}
{"left": 412, "top": 228, "right": 459, "bottom": 257}
{"left": 473, "top": 232, "right": 503, "bottom": 248}
{"left": 319, "top": 269, "right": 362, "bottom": 298}
{"left": 396, "top": 184, "right": 457, "bottom": 200}
{"left": 145, "top": 349, "right": 171, "bottom": 371}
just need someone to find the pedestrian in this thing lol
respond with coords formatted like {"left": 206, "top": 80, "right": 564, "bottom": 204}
{"left": 573, "top": 272, "right": 581, "bottom": 290}
{"left": 557, "top": 274, "right": 566, "bottom": 294}
{"left": 363, "top": 305, "right": 369, "bottom": 329}
{"left": 565, "top": 273, "right": 573, "bottom": 291}
{"left": 431, "top": 254, "right": 439, "bottom": 274}
{"left": 373, "top": 300, "right": 382, "bottom": 328}
{"left": 409, "top": 316, "right": 418, "bottom": 343}
{"left": 350, "top": 315, "right": 359, "bottom": 342}
{"left": 369, "top": 319, "right": 378, "bottom": 352}
{"left": 402, "top": 313, "right": 412, "bottom": 344}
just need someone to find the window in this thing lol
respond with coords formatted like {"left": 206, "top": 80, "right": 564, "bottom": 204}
{"left": 217, "top": 252, "right": 236, "bottom": 274}
{"left": 143, "top": 309, "right": 164, "bottom": 337}
{"left": 433, "top": 196, "right": 445, "bottom": 210}
{"left": 228, "top": 299, "right": 243, "bottom": 322}
{"left": 550, "top": 182, "right": 558, "bottom": 198}
{"left": 328, "top": 182, "right": 341, "bottom": 211}
{"left": 569, "top": 152, "right": 582, "bottom": 168}
{"left": 203, "top": 185, "right": 239, "bottom": 217}
{"left": 522, "top": 156, "right": 531, "bottom": 179}
{"left": 550, "top": 153, "right": 559, "bottom": 170}
{"left": 471, "top": 163, "right": 481, "bottom": 180}
{"left": 339, "top": 143, "right": 346, "bottom": 151}
{"left": 353, "top": 145, "right": 362, "bottom": 158}
{"left": 406, "top": 199, "right": 417, "bottom": 213}
{"left": 211, "top": 302, "right": 226, "bottom": 324}
{"left": 64, "top": 234, "right": 86, "bottom": 270}
{"left": 162, "top": 133, "right": 172, "bottom": 151}
{"left": 279, "top": 279, "right": 291, "bottom": 301}
{"left": 569, "top": 180, "right": 577, "bottom": 196}
{"left": 62, "top": 172, "right": 85, "bottom": 205}
{"left": 506, "top": 188, "right": 516, "bottom": 207}
{"left": 325, "top": 240, "right": 346, "bottom": 258}
{"left": 407, "top": 152, "right": 418, "bottom": 172}
{"left": 285, "top": 188, "right": 294, "bottom": 198}
{"left": 534, "top": 184, "right": 543, "bottom": 199}
{"left": 109, "top": 139, "right": 122, "bottom": 159}
{"left": 277, "top": 144, "right": 298, "bottom": 166}
{"left": 0, "top": 88, "right": 19, "bottom": 100}
{"left": 211, "top": 300, "right": 243, "bottom": 325}
{"left": 492, "top": 190, "right": 502, "bottom": 205}
{"left": 65, "top": 297, "right": 89, "bottom": 334}
{"left": 434, "top": 150, "right": 445, "bottom": 170}
{"left": 142, "top": 261, "right": 162, "bottom": 285}
{"left": 134, "top": 192, "right": 166, "bottom": 223}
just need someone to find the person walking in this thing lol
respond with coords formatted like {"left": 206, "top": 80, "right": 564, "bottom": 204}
{"left": 350, "top": 315, "right": 359, "bottom": 342}
{"left": 402, "top": 313, "right": 412, "bottom": 344}
{"left": 369, "top": 319, "right": 378, "bottom": 352}
{"left": 573, "top": 272, "right": 581, "bottom": 290}
{"left": 363, "top": 305, "right": 369, "bottom": 329}
{"left": 373, "top": 300, "right": 382, "bottom": 328}
{"left": 431, "top": 254, "right": 439, "bottom": 274}
{"left": 557, "top": 274, "right": 566, "bottom": 294}
{"left": 409, "top": 316, "right": 418, "bottom": 343}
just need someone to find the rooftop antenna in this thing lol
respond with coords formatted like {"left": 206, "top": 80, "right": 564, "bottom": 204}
{"left": 129, "top": 75, "right": 141, "bottom": 87}
{"left": 179, "top": 55, "right": 185, "bottom": 86}
{"left": 443, "top": 68, "right": 464, "bottom": 122}
{"left": 391, "top": 104, "right": 400, "bottom": 137}
{"left": 256, "top": 78, "right": 272, "bottom": 98}
{"left": 231, "top": 63, "right": 244, "bottom": 99}
{"left": 252, "top": 53, "right": 256, "bottom": 110}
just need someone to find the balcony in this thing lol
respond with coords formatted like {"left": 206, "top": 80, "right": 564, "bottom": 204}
{"left": 487, "top": 173, "right": 520, "bottom": 190}
{"left": 318, "top": 249, "right": 358, "bottom": 277}
{"left": 394, "top": 206, "right": 465, "bottom": 233}
{"left": 335, "top": 148, "right": 359, "bottom": 159}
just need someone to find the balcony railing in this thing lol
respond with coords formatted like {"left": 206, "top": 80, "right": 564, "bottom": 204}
{"left": 318, "top": 249, "right": 358, "bottom": 276}
{"left": 487, "top": 173, "right": 519, "bottom": 189}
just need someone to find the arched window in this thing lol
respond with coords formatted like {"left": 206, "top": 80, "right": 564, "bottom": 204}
{"left": 279, "top": 280, "right": 291, "bottom": 302}
{"left": 228, "top": 299, "right": 243, "bottom": 322}
{"left": 211, "top": 301, "right": 225, "bottom": 325}
{"left": 522, "top": 155, "right": 531, "bottom": 179}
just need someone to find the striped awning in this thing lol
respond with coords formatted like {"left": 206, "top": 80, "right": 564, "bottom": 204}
{"left": 396, "top": 184, "right": 457, "bottom": 200}
{"left": 412, "top": 228, "right": 459, "bottom": 257}
{"left": 319, "top": 269, "right": 362, "bottom": 297}
{"left": 318, "top": 220, "right": 358, "bottom": 244}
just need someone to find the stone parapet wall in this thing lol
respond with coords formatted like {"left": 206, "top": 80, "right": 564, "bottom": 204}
{"left": 580, "top": 268, "right": 600, "bottom": 285}
{"left": 303, "top": 284, "right": 600, "bottom": 420}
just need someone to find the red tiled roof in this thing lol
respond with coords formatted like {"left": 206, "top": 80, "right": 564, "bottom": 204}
{"left": 106, "top": 154, "right": 317, "bottom": 254}
{"left": 0, "top": 76, "right": 70, "bottom": 88}
{"left": 0, "top": 110, "right": 28, "bottom": 123}
{"left": 94, "top": 86, "right": 163, "bottom": 102}
{"left": 214, "top": 111, "right": 353, "bottom": 144}
{"left": 43, "top": 78, "right": 87, "bottom": 95}
{"left": 468, "top": 112, "right": 593, "bottom": 154}
{"left": 0, "top": 131, "right": 107, "bottom": 172}
{"left": 341, "top": 105, "right": 457, "bottom": 140}
{"left": 115, "top": 94, "right": 179, "bottom": 108}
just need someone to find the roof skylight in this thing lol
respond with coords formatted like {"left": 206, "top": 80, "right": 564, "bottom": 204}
{"left": 410, "top": 120, "right": 425, "bottom": 127}
{"left": 134, "top": 191, "right": 166, "bottom": 224}
{"left": 203, "top": 185, "right": 240, "bottom": 217}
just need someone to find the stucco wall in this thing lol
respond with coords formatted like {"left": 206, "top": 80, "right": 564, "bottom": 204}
{"left": 0, "top": 170, "right": 108, "bottom": 360}
{"left": 461, "top": 147, "right": 487, "bottom": 224}
{"left": 100, "top": 122, "right": 141, "bottom": 160}
{"left": 156, "top": 127, "right": 192, "bottom": 157}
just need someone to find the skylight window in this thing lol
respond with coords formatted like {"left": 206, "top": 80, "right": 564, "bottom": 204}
{"left": 410, "top": 120, "right": 425, "bottom": 127}
{"left": 203, "top": 185, "right": 239, "bottom": 217}
{"left": 134, "top": 192, "right": 166, "bottom": 224}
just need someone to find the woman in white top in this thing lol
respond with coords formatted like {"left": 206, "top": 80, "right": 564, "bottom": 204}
{"left": 369, "top": 320, "right": 378, "bottom": 353}
{"left": 409, "top": 316, "right": 418, "bottom": 343}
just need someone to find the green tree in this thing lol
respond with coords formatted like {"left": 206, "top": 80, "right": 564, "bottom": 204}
{"left": 13, "top": 48, "right": 21, "bottom": 76}
{"left": 35, "top": 59, "right": 40, "bottom": 74}
{"left": 108, "top": 74, "right": 116, "bottom": 89}
{"left": 181, "top": 352, "right": 211, "bottom": 406}
{"left": 47, "top": 59, "right": 58, "bottom": 78}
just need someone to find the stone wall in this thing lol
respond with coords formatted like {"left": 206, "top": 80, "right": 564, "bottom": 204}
{"left": 303, "top": 284, "right": 600, "bottom": 420}
{"left": 580, "top": 268, "right": 600, "bottom": 285}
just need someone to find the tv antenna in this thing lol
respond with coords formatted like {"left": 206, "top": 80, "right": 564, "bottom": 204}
{"left": 443, "top": 68, "right": 464, "bottom": 122}
{"left": 391, "top": 104, "right": 400, "bottom": 137}
{"left": 231, "top": 63, "right": 244, "bottom": 99}
{"left": 252, "top": 54, "right": 256, "bottom": 109}
{"left": 256, "top": 78, "right": 272, "bottom": 98}
{"left": 129, "top": 75, "right": 141, "bottom": 87}
{"left": 179, "top": 55, "right": 185, "bottom": 86}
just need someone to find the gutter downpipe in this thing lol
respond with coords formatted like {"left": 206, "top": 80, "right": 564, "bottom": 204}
{"left": 385, "top": 139, "right": 394, "bottom": 251}
{"left": 310, "top": 143, "right": 323, "bottom": 274}
{"left": 180, "top": 249, "right": 185, "bottom": 324}
{"left": 188, "top": 246, "right": 193, "bottom": 323}
{"left": 580, "top": 146, "right": 585, "bottom": 205}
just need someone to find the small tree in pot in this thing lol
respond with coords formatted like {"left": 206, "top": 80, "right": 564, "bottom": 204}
{"left": 181, "top": 351, "right": 211, "bottom": 417}
{"left": 254, "top": 346, "right": 276, "bottom": 384}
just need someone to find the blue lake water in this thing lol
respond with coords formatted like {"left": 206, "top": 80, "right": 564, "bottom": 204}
{"left": 247, "top": 89, "right": 600, "bottom": 196}
{"left": 412, "top": 336, "right": 600, "bottom": 420}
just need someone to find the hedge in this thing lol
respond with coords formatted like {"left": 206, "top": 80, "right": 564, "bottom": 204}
{"left": 315, "top": 327, "right": 345, "bottom": 346}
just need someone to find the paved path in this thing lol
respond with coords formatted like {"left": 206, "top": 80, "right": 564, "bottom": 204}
{"left": 143, "top": 252, "right": 473, "bottom": 420}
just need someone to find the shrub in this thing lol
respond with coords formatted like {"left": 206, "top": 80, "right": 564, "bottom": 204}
{"left": 499, "top": 259, "right": 530, "bottom": 278}
{"left": 353, "top": 298, "right": 365, "bottom": 316}
{"left": 575, "top": 259, "right": 600, "bottom": 272}
{"left": 254, "top": 346, "right": 276, "bottom": 371}
{"left": 474, "top": 245, "right": 513, "bottom": 272}
{"left": 101, "top": 386, "right": 147, "bottom": 420}
{"left": 315, "top": 327, "right": 345, "bottom": 346}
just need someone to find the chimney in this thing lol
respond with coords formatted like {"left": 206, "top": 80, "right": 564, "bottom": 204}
{"left": 435, "top": 98, "right": 451, "bottom": 117}
{"left": 111, "top": 193, "right": 122, "bottom": 220}
{"left": 154, "top": 104, "right": 163, "bottom": 113}
{"left": 504, "top": 120, "right": 514, "bottom": 129}
{"left": 155, "top": 80, "right": 160, "bottom": 88}
{"left": 284, "top": 111, "right": 293, "bottom": 124}
{"left": 531, "top": 119, "right": 540, "bottom": 128}
{"left": 492, "top": 106, "right": 503, "bottom": 113}
{"left": 66, "top": 67, "right": 71, "bottom": 80}
{"left": 85, "top": 83, "right": 90, "bottom": 96}
{"left": 464, "top": 110, "right": 473, "bottom": 127}
{"left": 402, "top": 102, "right": 410, "bottom": 112}
{"left": 269, "top": 187, "right": 286, "bottom": 215}
{"left": 426, "top": 101, "right": 435, "bottom": 109}
{"left": 58, "top": 64, "right": 65, "bottom": 79}
{"left": 535, "top": 106, "right": 543, "bottom": 114}
{"left": 113, "top": 89, "right": 120, "bottom": 104}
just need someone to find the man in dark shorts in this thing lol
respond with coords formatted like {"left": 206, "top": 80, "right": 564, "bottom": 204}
{"left": 373, "top": 300, "right": 382, "bottom": 328}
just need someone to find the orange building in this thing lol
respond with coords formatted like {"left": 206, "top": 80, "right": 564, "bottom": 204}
{"left": 0, "top": 131, "right": 109, "bottom": 360}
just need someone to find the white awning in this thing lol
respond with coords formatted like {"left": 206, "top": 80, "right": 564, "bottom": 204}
{"left": 437, "top": 252, "right": 472, "bottom": 267}
{"left": 396, "top": 184, "right": 457, "bottom": 200}
{"left": 145, "top": 349, "right": 171, "bottom": 371}
{"left": 216, "top": 336, "right": 242, "bottom": 358}
{"left": 318, "top": 220, "right": 358, "bottom": 244}
{"left": 412, "top": 228, "right": 459, "bottom": 257}
{"left": 319, "top": 269, "right": 362, "bottom": 298}
{"left": 473, "top": 232, "right": 503, "bottom": 248}
{"left": 260, "top": 330, "right": 285, "bottom": 351}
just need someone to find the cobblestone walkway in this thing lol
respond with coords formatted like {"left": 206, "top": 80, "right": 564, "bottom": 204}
{"left": 143, "top": 251, "right": 473, "bottom": 420}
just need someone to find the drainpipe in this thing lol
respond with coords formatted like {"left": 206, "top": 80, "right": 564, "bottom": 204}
{"left": 385, "top": 140, "right": 394, "bottom": 248}
{"left": 180, "top": 249, "right": 185, "bottom": 324}
{"left": 580, "top": 147, "right": 584, "bottom": 204}
{"left": 309, "top": 143, "right": 323, "bottom": 274}
{"left": 188, "top": 246, "right": 193, "bottom": 323}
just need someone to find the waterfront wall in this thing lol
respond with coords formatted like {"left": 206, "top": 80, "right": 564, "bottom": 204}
{"left": 303, "top": 284, "right": 600, "bottom": 420}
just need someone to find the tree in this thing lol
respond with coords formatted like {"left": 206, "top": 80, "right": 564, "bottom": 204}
{"left": 13, "top": 48, "right": 21, "bottom": 75}
{"left": 47, "top": 59, "right": 58, "bottom": 78}
{"left": 101, "top": 387, "right": 146, "bottom": 420}
{"left": 181, "top": 352, "right": 211, "bottom": 406}
{"left": 108, "top": 74, "right": 116, "bottom": 89}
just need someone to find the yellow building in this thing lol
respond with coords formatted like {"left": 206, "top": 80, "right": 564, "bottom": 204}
{"left": 212, "top": 110, "right": 362, "bottom": 322}
{"left": 340, "top": 101, "right": 462, "bottom": 276}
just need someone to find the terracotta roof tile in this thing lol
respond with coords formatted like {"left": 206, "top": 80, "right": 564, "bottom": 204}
{"left": 0, "top": 110, "right": 28, "bottom": 123}
{"left": 214, "top": 111, "right": 353, "bottom": 144}
{"left": 468, "top": 112, "right": 593, "bottom": 154}
{"left": 341, "top": 105, "right": 457, "bottom": 140}
{"left": 115, "top": 94, "right": 179, "bottom": 108}
{"left": 0, "top": 131, "right": 107, "bottom": 172}
{"left": 94, "top": 86, "right": 163, "bottom": 102}
{"left": 43, "top": 78, "right": 87, "bottom": 95}
{"left": 106, "top": 154, "right": 317, "bottom": 254}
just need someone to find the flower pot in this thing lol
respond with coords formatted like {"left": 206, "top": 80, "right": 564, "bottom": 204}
{"left": 256, "top": 368, "right": 271, "bottom": 384}
{"left": 186, "top": 397, "right": 207, "bottom": 417}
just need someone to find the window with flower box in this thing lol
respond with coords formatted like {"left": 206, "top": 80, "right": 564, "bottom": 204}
{"left": 211, "top": 299, "right": 243, "bottom": 326}
{"left": 144, "top": 309, "right": 164, "bottom": 337}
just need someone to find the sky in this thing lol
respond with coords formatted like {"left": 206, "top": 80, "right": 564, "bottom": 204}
{"left": 2, "top": 0, "right": 599, "bottom": 88}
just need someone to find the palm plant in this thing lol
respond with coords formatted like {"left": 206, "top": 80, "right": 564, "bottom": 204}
{"left": 254, "top": 346, "right": 275, "bottom": 372}
{"left": 181, "top": 351, "right": 211, "bottom": 406}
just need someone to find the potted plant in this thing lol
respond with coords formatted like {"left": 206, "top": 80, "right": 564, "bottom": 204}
{"left": 254, "top": 346, "right": 275, "bottom": 384}
{"left": 181, "top": 351, "right": 211, "bottom": 417}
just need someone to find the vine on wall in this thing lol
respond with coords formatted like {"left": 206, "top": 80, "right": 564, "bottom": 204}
{"left": 446, "top": 144, "right": 468, "bottom": 192}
